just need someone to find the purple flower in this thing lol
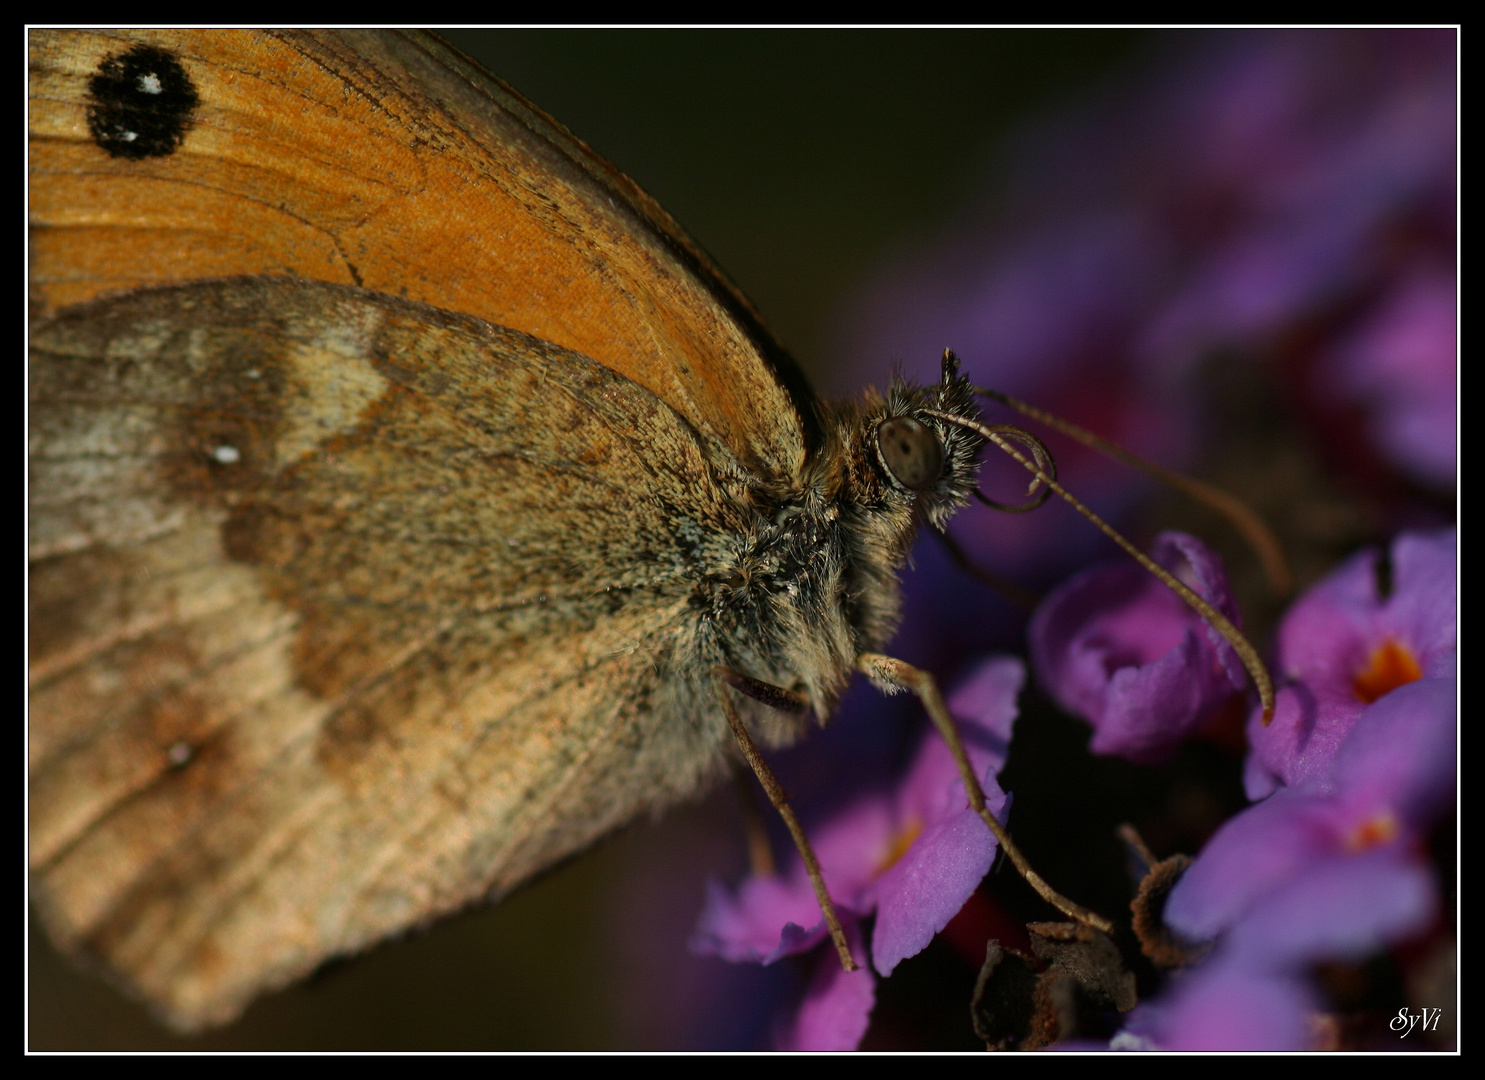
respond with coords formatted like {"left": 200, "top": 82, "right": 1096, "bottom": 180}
{"left": 1170, "top": 674, "right": 1454, "bottom": 942}
{"left": 1120, "top": 963, "right": 1319, "bottom": 1052}
{"left": 772, "top": 924, "right": 875, "bottom": 1052}
{"left": 1321, "top": 263, "right": 1457, "bottom": 487}
{"left": 1029, "top": 532, "right": 1245, "bottom": 765}
{"left": 1129, "top": 729, "right": 1448, "bottom": 1051}
{"left": 1093, "top": 521, "right": 1456, "bottom": 1050}
{"left": 829, "top": 31, "right": 1455, "bottom": 591}
{"left": 690, "top": 657, "right": 1023, "bottom": 1049}
{"left": 1246, "top": 528, "right": 1455, "bottom": 798}
{"left": 620, "top": 30, "right": 1456, "bottom": 1050}
{"left": 1136, "top": 33, "right": 1455, "bottom": 367}
{"left": 1128, "top": 842, "right": 1441, "bottom": 1051}
{"left": 1118, "top": 642, "right": 1454, "bottom": 1048}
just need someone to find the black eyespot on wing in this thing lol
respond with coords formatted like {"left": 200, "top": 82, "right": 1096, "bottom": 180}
{"left": 876, "top": 416, "right": 944, "bottom": 491}
{"left": 86, "top": 44, "right": 200, "bottom": 160}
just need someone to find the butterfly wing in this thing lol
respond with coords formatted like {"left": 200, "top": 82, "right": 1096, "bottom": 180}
{"left": 30, "top": 278, "right": 750, "bottom": 1029}
{"left": 28, "top": 28, "right": 819, "bottom": 479}
{"left": 28, "top": 28, "right": 813, "bottom": 1030}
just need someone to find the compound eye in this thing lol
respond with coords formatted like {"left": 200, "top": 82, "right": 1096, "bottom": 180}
{"left": 876, "top": 416, "right": 944, "bottom": 491}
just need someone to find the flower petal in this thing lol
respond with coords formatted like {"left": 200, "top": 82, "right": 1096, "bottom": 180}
{"left": 1165, "top": 788, "right": 1344, "bottom": 942}
{"left": 1331, "top": 676, "right": 1457, "bottom": 830}
{"left": 1125, "top": 963, "right": 1318, "bottom": 1051}
{"left": 1248, "top": 528, "right": 1456, "bottom": 791}
{"left": 1031, "top": 532, "right": 1242, "bottom": 764}
{"left": 774, "top": 926, "right": 876, "bottom": 1051}
{"left": 1384, "top": 529, "right": 1457, "bottom": 675}
{"left": 1227, "top": 847, "right": 1438, "bottom": 970}
{"left": 871, "top": 782, "right": 1009, "bottom": 976}
{"left": 691, "top": 875, "right": 837, "bottom": 964}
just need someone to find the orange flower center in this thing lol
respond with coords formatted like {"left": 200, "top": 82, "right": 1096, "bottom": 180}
{"left": 1352, "top": 639, "right": 1423, "bottom": 704}
{"left": 1346, "top": 811, "right": 1399, "bottom": 851}
{"left": 875, "top": 817, "right": 924, "bottom": 875}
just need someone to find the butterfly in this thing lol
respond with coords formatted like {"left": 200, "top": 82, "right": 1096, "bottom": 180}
{"left": 28, "top": 28, "right": 1020, "bottom": 1037}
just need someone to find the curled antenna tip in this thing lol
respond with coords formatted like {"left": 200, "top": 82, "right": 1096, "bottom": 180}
{"left": 971, "top": 384, "right": 1293, "bottom": 597}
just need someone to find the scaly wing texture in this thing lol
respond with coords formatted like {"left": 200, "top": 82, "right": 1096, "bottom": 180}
{"left": 29, "top": 279, "right": 739, "bottom": 1030}
{"left": 28, "top": 28, "right": 816, "bottom": 482}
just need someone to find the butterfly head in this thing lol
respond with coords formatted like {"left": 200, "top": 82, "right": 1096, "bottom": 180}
{"left": 802, "top": 348, "right": 987, "bottom": 554}
{"left": 870, "top": 349, "right": 984, "bottom": 531}
{"left": 752, "top": 350, "right": 985, "bottom": 668}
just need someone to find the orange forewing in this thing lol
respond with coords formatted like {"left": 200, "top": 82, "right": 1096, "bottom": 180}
{"left": 28, "top": 29, "right": 817, "bottom": 480}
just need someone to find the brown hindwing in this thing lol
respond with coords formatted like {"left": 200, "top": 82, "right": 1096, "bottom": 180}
{"left": 28, "top": 278, "right": 743, "bottom": 1030}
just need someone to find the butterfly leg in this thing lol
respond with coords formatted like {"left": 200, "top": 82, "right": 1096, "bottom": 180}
{"left": 727, "top": 754, "right": 777, "bottom": 878}
{"left": 712, "top": 667, "right": 857, "bottom": 972}
{"left": 857, "top": 652, "right": 1113, "bottom": 934}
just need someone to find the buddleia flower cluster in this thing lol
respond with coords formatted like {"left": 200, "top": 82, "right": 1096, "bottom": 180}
{"left": 611, "top": 29, "right": 1455, "bottom": 1050}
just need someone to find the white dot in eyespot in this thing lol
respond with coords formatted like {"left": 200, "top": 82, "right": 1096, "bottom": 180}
{"left": 167, "top": 741, "right": 193, "bottom": 766}
{"left": 245, "top": 368, "right": 261, "bottom": 379}
{"left": 138, "top": 72, "right": 163, "bottom": 94}
{"left": 212, "top": 444, "right": 241, "bottom": 464}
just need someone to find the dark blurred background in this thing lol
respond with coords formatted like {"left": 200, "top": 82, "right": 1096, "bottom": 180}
{"left": 28, "top": 28, "right": 1163, "bottom": 1050}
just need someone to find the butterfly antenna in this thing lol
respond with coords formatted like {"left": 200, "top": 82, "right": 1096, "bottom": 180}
{"left": 972, "top": 385, "right": 1292, "bottom": 597}
{"left": 922, "top": 407, "right": 1276, "bottom": 726}
{"left": 933, "top": 420, "right": 1053, "bottom": 610}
